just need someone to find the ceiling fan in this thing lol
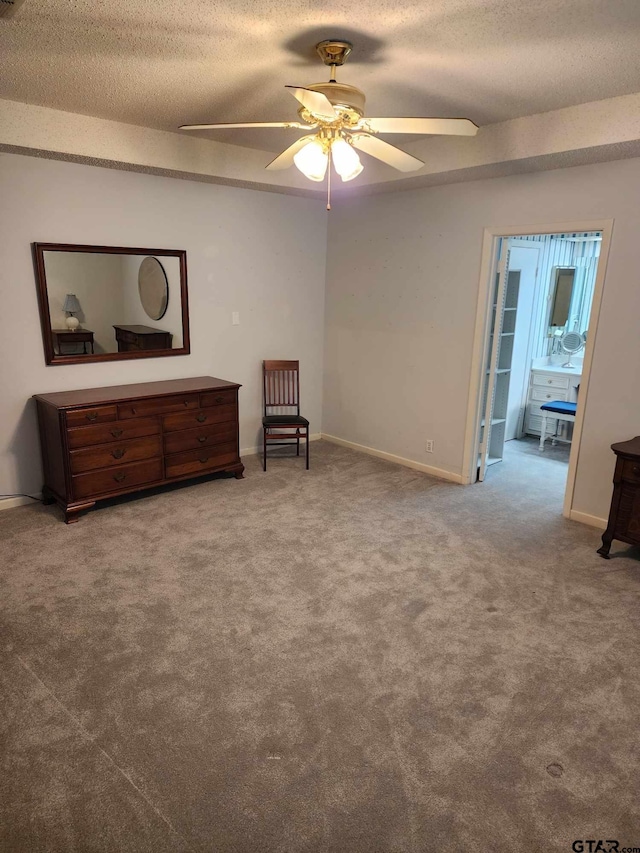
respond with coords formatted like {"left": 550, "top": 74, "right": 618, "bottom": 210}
{"left": 180, "top": 40, "right": 478, "bottom": 201}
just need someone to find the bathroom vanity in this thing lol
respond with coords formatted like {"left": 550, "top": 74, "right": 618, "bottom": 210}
{"left": 525, "top": 359, "right": 582, "bottom": 438}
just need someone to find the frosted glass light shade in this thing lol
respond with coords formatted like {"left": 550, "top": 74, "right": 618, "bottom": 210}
{"left": 293, "top": 139, "right": 328, "bottom": 182}
{"left": 331, "top": 138, "right": 363, "bottom": 182}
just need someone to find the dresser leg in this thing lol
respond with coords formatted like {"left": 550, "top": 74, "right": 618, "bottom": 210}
{"left": 597, "top": 532, "right": 613, "bottom": 559}
{"left": 41, "top": 485, "right": 56, "bottom": 505}
{"left": 63, "top": 502, "right": 95, "bottom": 524}
{"left": 233, "top": 465, "right": 245, "bottom": 480}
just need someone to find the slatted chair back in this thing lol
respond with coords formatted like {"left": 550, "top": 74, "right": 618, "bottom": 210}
{"left": 263, "top": 360, "right": 300, "bottom": 417}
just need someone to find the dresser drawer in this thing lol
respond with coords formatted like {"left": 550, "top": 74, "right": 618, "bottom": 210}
{"left": 70, "top": 436, "right": 162, "bottom": 475}
{"left": 532, "top": 374, "right": 571, "bottom": 390}
{"left": 200, "top": 389, "right": 237, "bottom": 408}
{"left": 117, "top": 394, "right": 199, "bottom": 419}
{"left": 621, "top": 460, "right": 640, "bottom": 485}
{"left": 163, "top": 405, "right": 237, "bottom": 432}
{"left": 165, "top": 443, "right": 238, "bottom": 478}
{"left": 72, "top": 458, "right": 163, "bottom": 500}
{"left": 67, "top": 417, "right": 160, "bottom": 449}
{"left": 164, "top": 422, "right": 237, "bottom": 455}
{"left": 531, "top": 387, "right": 569, "bottom": 403}
{"left": 66, "top": 406, "right": 117, "bottom": 427}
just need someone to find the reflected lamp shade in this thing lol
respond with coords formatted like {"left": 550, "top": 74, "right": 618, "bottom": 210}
{"left": 62, "top": 293, "right": 81, "bottom": 330}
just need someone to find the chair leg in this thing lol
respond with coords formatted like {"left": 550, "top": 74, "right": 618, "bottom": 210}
{"left": 306, "top": 427, "right": 310, "bottom": 470}
{"left": 296, "top": 429, "right": 300, "bottom": 456}
{"left": 539, "top": 415, "right": 547, "bottom": 451}
{"left": 263, "top": 429, "right": 267, "bottom": 472}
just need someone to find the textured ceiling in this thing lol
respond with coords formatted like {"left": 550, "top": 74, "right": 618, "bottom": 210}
{"left": 1, "top": 0, "right": 640, "bottom": 155}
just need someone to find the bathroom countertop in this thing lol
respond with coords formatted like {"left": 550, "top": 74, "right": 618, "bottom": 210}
{"left": 531, "top": 364, "right": 582, "bottom": 376}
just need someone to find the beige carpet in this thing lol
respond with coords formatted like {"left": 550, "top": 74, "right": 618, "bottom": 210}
{"left": 1, "top": 439, "right": 639, "bottom": 852}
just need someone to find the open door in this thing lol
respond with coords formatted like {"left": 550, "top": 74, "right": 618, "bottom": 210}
{"left": 478, "top": 241, "right": 511, "bottom": 481}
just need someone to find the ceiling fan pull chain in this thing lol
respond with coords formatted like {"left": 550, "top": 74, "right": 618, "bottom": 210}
{"left": 327, "top": 149, "right": 332, "bottom": 211}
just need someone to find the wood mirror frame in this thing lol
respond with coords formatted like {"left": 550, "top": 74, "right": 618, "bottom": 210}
{"left": 33, "top": 243, "right": 190, "bottom": 366}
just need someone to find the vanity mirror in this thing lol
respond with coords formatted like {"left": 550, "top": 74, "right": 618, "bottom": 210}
{"left": 33, "top": 243, "right": 190, "bottom": 365}
{"left": 548, "top": 266, "right": 576, "bottom": 330}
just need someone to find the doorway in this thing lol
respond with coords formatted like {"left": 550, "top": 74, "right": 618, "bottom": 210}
{"left": 463, "top": 220, "right": 613, "bottom": 520}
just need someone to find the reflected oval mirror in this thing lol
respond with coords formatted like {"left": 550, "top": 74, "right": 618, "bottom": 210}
{"left": 138, "top": 256, "right": 169, "bottom": 320}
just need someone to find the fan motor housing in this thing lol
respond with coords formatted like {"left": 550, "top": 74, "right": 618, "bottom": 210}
{"left": 305, "top": 82, "right": 366, "bottom": 123}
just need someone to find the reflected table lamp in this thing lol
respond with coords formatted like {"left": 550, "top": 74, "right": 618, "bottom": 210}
{"left": 62, "top": 294, "right": 81, "bottom": 330}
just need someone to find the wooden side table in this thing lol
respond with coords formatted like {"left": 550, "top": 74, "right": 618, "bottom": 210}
{"left": 598, "top": 436, "right": 640, "bottom": 558}
{"left": 52, "top": 329, "right": 95, "bottom": 355}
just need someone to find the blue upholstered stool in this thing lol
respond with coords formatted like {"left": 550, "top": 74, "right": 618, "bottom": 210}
{"left": 539, "top": 400, "right": 577, "bottom": 451}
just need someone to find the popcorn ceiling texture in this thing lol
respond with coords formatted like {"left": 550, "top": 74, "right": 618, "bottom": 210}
{"left": 1, "top": 0, "right": 640, "bottom": 153}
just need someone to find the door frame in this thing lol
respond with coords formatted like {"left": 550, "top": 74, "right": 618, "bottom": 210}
{"left": 461, "top": 219, "right": 614, "bottom": 520}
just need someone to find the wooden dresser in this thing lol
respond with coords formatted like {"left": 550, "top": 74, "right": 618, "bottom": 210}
{"left": 34, "top": 377, "right": 243, "bottom": 523}
{"left": 598, "top": 436, "right": 640, "bottom": 558}
{"left": 113, "top": 325, "right": 173, "bottom": 352}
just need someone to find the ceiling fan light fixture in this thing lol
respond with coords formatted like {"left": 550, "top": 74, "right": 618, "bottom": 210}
{"left": 331, "top": 137, "right": 363, "bottom": 182}
{"left": 293, "top": 138, "right": 328, "bottom": 181}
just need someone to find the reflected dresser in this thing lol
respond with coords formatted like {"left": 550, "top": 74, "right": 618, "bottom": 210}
{"left": 34, "top": 376, "right": 243, "bottom": 523}
{"left": 598, "top": 436, "right": 640, "bottom": 558}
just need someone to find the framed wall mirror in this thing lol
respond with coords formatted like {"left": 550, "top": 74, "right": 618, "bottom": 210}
{"left": 33, "top": 243, "right": 190, "bottom": 365}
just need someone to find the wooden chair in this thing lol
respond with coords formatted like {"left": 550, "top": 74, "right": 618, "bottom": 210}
{"left": 262, "top": 360, "right": 309, "bottom": 471}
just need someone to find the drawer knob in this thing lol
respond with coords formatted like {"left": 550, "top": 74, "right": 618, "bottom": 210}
{"left": 634, "top": 467, "right": 640, "bottom": 475}
{"left": 111, "top": 428, "right": 123, "bottom": 438}
{"left": 199, "top": 455, "right": 209, "bottom": 464}
{"left": 114, "top": 472, "right": 126, "bottom": 483}
{"left": 197, "top": 435, "right": 207, "bottom": 443}
{"left": 215, "top": 395, "right": 225, "bottom": 404}
{"left": 86, "top": 412, "right": 98, "bottom": 422}
{"left": 112, "top": 448, "right": 125, "bottom": 460}
{"left": 130, "top": 407, "right": 137, "bottom": 415}
{"left": 196, "top": 413, "right": 207, "bottom": 423}
{"left": 184, "top": 400, "right": 190, "bottom": 407}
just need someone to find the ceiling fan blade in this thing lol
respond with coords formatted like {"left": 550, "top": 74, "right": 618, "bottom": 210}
{"left": 350, "top": 133, "right": 424, "bottom": 172}
{"left": 179, "top": 121, "right": 307, "bottom": 131}
{"left": 364, "top": 117, "right": 478, "bottom": 136}
{"left": 285, "top": 86, "right": 337, "bottom": 120}
{"left": 266, "top": 135, "right": 316, "bottom": 171}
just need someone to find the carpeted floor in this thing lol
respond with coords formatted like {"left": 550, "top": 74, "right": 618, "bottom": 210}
{"left": 1, "top": 439, "right": 639, "bottom": 852}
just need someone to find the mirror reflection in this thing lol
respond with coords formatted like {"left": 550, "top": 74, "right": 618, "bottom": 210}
{"left": 549, "top": 267, "right": 576, "bottom": 330}
{"left": 34, "top": 244, "right": 189, "bottom": 365}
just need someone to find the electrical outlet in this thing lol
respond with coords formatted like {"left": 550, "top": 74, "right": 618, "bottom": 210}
{"left": 232, "top": 311, "right": 240, "bottom": 325}
{"left": 425, "top": 440, "right": 434, "bottom": 453}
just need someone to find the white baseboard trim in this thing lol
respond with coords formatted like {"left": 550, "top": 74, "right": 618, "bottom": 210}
{"left": 0, "top": 494, "right": 42, "bottom": 511}
{"left": 569, "top": 509, "right": 607, "bottom": 530}
{"left": 321, "top": 433, "right": 464, "bottom": 484}
{"left": 240, "top": 433, "right": 322, "bottom": 458}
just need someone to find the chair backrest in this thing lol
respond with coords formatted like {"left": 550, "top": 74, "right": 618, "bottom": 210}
{"left": 263, "top": 360, "right": 300, "bottom": 416}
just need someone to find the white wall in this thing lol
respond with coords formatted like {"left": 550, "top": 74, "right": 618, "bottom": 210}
{"left": 323, "top": 157, "right": 640, "bottom": 522}
{"left": 0, "top": 154, "right": 326, "bottom": 498}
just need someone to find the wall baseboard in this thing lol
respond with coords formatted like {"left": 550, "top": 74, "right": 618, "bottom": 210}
{"left": 0, "top": 494, "right": 42, "bottom": 511}
{"left": 240, "top": 433, "right": 322, "bottom": 458}
{"left": 321, "top": 433, "right": 464, "bottom": 484}
{"left": 569, "top": 509, "right": 607, "bottom": 530}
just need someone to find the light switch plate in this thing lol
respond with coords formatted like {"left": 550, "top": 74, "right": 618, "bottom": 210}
{"left": 232, "top": 312, "right": 240, "bottom": 325}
